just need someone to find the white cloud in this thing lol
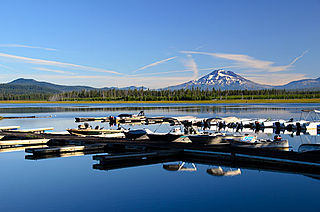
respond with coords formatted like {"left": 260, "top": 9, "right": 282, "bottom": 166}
{"left": 0, "top": 44, "right": 57, "bottom": 51}
{"left": 134, "top": 56, "right": 176, "bottom": 72}
{"left": 33, "top": 67, "right": 74, "bottom": 75}
{"left": 242, "top": 73, "right": 308, "bottom": 85}
{"left": 129, "top": 69, "right": 193, "bottom": 77}
{"left": 183, "top": 55, "right": 199, "bottom": 80}
{"left": 180, "top": 50, "right": 308, "bottom": 73}
{"left": 0, "top": 52, "right": 122, "bottom": 75}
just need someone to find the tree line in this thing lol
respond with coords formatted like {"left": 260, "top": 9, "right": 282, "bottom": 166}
{"left": 0, "top": 87, "right": 319, "bottom": 101}
{"left": 48, "top": 88, "right": 320, "bottom": 101}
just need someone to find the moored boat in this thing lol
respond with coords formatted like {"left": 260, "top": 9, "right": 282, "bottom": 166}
{"left": 231, "top": 135, "right": 289, "bottom": 149}
{"left": 146, "top": 128, "right": 183, "bottom": 142}
{"left": 124, "top": 129, "right": 148, "bottom": 140}
{"left": 67, "top": 128, "right": 123, "bottom": 136}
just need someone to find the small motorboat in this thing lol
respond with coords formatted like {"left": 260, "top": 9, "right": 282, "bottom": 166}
{"left": 188, "top": 132, "right": 234, "bottom": 145}
{"left": 124, "top": 129, "right": 148, "bottom": 140}
{"left": 67, "top": 123, "right": 123, "bottom": 136}
{"left": 231, "top": 135, "right": 289, "bottom": 149}
{"left": 298, "top": 144, "right": 320, "bottom": 153}
{"left": 117, "top": 111, "right": 146, "bottom": 123}
{"left": 146, "top": 128, "right": 184, "bottom": 142}
{"left": 67, "top": 128, "right": 124, "bottom": 136}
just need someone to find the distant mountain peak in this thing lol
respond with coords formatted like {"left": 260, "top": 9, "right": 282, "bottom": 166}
{"left": 166, "top": 69, "right": 270, "bottom": 90}
{"left": 9, "top": 78, "right": 38, "bottom": 84}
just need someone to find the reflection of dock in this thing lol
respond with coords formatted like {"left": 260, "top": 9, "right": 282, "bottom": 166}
{"left": 93, "top": 150, "right": 180, "bottom": 170}
{"left": 93, "top": 149, "right": 320, "bottom": 177}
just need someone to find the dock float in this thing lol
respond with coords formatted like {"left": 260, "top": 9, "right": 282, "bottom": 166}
{"left": 0, "top": 139, "right": 50, "bottom": 146}
{"left": 0, "top": 145, "right": 48, "bottom": 153}
{"left": 25, "top": 144, "right": 108, "bottom": 155}
{"left": 0, "top": 126, "right": 20, "bottom": 131}
{"left": 4, "top": 127, "right": 54, "bottom": 134}
{"left": 93, "top": 150, "right": 181, "bottom": 170}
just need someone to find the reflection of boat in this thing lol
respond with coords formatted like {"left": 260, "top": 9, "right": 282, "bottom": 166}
{"left": 306, "top": 122, "right": 320, "bottom": 131}
{"left": 163, "top": 162, "right": 197, "bottom": 171}
{"left": 298, "top": 144, "right": 320, "bottom": 153}
{"left": 124, "top": 129, "right": 147, "bottom": 140}
{"left": 0, "top": 135, "right": 4, "bottom": 140}
{"left": 75, "top": 117, "right": 109, "bottom": 123}
{"left": 207, "top": 167, "right": 241, "bottom": 176}
{"left": 146, "top": 128, "right": 183, "bottom": 142}
{"left": 118, "top": 111, "right": 146, "bottom": 123}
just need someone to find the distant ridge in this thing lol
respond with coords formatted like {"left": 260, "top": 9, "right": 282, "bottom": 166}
{"left": 276, "top": 77, "right": 320, "bottom": 90}
{"left": 2, "top": 78, "right": 147, "bottom": 94}
{"left": 8, "top": 78, "right": 95, "bottom": 92}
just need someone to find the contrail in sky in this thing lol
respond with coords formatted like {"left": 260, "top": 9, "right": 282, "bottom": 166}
{"left": 0, "top": 44, "right": 57, "bottom": 51}
{"left": 0, "top": 52, "right": 121, "bottom": 75}
{"left": 134, "top": 56, "right": 176, "bottom": 72}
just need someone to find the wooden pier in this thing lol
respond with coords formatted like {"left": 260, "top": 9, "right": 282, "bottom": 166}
{"left": 0, "top": 138, "right": 50, "bottom": 146}
{"left": 25, "top": 144, "right": 108, "bottom": 155}
{"left": 0, "top": 129, "right": 319, "bottom": 177}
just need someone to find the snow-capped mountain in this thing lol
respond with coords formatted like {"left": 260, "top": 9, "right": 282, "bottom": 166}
{"left": 166, "top": 69, "right": 271, "bottom": 90}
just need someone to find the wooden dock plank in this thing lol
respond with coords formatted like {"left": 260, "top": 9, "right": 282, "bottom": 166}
{"left": 0, "top": 139, "right": 50, "bottom": 146}
{"left": 0, "top": 126, "right": 20, "bottom": 130}
{"left": 26, "top": 144, "right": 107, "bottom": 154}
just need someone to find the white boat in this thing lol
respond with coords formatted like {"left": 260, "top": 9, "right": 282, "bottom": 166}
{"left": 298, "top": 144, "right": 320, "bottom": 153}
{"left": 306, "top": 122, "right": 320, "bottom": 131}
{"left": 231, "top": 136, "right": 289, "bottom": 149}
{"left": 146, "top": 128, "right": 184, "bottom": 142}
{"left": 188, "top": 132, "right": 247, "bottom": 145}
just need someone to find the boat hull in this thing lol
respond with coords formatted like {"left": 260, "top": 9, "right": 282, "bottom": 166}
{"left": 147, "top": 133, "right": 182, "bottom": 142}
{"left": 231, "top": 139, "right": 289, "bottom": 149}
{"left": 67, "top": 129, "right": 123, "bottom": 136}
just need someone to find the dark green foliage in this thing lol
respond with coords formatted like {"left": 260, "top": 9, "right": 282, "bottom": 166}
{"left": 0, "top": 83, "right": 319, "bottom": 101}
{"left": 49, "top": 88, "right": 320, "bottom": 101}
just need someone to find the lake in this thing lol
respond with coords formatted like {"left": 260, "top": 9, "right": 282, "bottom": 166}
{"left": 0, "top": 103, "right": 319, "bottom": 212}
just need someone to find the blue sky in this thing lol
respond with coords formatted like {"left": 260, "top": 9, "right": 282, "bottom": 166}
{"left": 0, "top": 0, "right": 319, "bottom": 88}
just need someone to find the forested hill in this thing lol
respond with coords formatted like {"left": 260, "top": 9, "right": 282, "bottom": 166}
{"left": 8, "top": 78, "right": 96, "bottom": 92}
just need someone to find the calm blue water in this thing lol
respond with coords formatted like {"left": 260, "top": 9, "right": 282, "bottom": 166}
{"left": 0, "top": 103, "right": 319, "bottom": 212}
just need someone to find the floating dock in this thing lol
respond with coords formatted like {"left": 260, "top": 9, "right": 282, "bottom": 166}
{"left": 25, "top": 144, "right": 108, "bottom": 155}
{"left": 0, "top": 126, "right": 20, "bottom": 131}
{"left": 0, "top": 139, "right": 50, "bottom": 146}
{"left": 4, "top": 127, "right": 54, "bottom": 133}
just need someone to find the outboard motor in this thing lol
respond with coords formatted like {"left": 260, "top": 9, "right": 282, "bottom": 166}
{"left": 296, "top": 122, "right": 301, "bottom": 132}
{"left": 275, "top": 122, "right": 281, "bottom": 129}
{"left": 255, "top": 121, "right": 261, "bottom": 130}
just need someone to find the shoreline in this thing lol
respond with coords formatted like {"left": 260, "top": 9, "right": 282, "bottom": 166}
{"left": 0, "top": 99, "right": 319, "bottom": 104}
